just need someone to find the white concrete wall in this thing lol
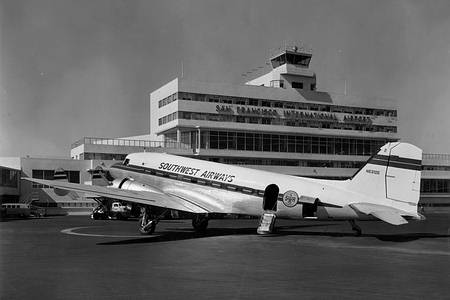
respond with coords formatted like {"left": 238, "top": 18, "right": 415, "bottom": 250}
{"left": 0, "top": 157, "right": 21, "bottom": 170}
{"left": 245, "top": 72, "right": 275, "bottom": 87}
{"left": 281, "top": 74, "right": 316, "bottom": 90}
{"left": 150, "top": 78, "right": 179, "bottom": 141}
{"left": 70, "top": 144, "right": 84, "bottom": 159}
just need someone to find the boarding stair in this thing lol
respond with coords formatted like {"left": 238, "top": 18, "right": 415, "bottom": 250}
{"left": 257, "top": 211, "right": 277, "bottom": 235}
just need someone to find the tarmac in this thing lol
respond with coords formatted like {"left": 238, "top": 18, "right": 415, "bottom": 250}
{"left": 1, "top": 214, "right": 449, "bottom": 299}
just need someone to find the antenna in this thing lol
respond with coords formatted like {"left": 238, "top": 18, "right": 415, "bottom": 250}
{"left": 181, "top": 61, "right": 184, "bottom": 78}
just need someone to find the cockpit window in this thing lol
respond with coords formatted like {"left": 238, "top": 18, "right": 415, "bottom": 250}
{"left": 123, "top": 159, "right": 130, "bottom": 166}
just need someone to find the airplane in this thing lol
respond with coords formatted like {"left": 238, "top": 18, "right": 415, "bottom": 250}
{"left": 23, "top": 142, "right": 425, "bottom": 236}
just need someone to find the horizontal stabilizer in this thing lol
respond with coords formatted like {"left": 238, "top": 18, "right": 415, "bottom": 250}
{"left": 370, "top": 210, "right": 408, "bottom": 225}
{"left": 350, "top": 203, "right": 408, "bottom": 225}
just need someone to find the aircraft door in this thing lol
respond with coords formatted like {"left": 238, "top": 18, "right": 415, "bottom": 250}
{"left": 258, "top": 184, "right": 279, "bottom": 235}
{"left": 263, "top": 184, "right": 279, "bottom": 211}
{"left": 302, "top": 198, "right": 319, "bottom": 219}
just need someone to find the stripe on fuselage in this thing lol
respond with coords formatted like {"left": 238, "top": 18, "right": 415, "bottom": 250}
{"left": 368, "top": 155, "right": 421, "bottom": 171}
{"left": 111, "top": 163, "right": 286, "bottom": 201}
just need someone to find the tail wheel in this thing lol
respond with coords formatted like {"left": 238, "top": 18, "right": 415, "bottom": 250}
{"left": 192, "top": 214, "right": 209, "bottom": 232}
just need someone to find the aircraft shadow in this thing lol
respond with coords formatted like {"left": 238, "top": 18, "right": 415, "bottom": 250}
{"left": 97, "top": 223, "right": 335, "bottom": 245}
{"left": 98, "top": 221, "right": 450, "bottom": 245}
{"left": 274, "top": 230, "right": 450, "bottom": 242}
{"left": 373, "top": 232, "right": 450, "bottom": 242}
{"left": 0, "top": 216, "right": 50, "bottom": 222}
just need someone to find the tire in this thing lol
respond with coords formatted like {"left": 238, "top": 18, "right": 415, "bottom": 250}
{"left": 139, "top": 217, "right": 155, "bottom": 235}
{"left": 192, "top": 215, "right": 209, "bottom": 232}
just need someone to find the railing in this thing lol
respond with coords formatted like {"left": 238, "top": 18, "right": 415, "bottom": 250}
{"left": 423, "top": 153, "right": 450, "bottom": 161}
{"left": 71, "top": 137, "right": 450, "bottom": 163}
{"left": 71, "top": 137, "right": 192, "bottom": 150}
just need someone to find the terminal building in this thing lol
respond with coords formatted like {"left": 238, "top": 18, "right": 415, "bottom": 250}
{"left": 2, "top": 44, "right": 450, "bottom": 213}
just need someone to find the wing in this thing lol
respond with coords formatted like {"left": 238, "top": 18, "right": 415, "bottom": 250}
{"left": 349, "top": 203, "right": 409, "bottom": 225}
{"left": 22, "top": 178, "right": 208, "bottom": 214}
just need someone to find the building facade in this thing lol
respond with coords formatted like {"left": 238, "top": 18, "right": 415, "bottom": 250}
{"left": 68, "top": 46, "right": 450, "bottom": 211}
{"left": 1, "top": 45, "right": 448, "bottom": 213}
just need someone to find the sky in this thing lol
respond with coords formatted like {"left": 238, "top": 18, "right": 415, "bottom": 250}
{"left": 1, "top": 0, "right": 450, "bottom": 157}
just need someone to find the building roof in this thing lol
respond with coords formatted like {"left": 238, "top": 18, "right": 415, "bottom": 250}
{"left": 0, "top": 157, "right": 21, "bottom": 170}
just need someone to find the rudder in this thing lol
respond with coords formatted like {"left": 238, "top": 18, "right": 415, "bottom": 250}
{"left": 350, "top": 142, "right": 422, "bottom": 214}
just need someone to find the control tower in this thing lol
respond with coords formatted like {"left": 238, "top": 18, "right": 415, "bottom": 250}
{"left": 245, "top": 44, "right": 317, "bottom": 91}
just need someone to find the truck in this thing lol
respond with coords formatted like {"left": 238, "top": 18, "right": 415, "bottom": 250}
{"left": 91, "top": 201, "right": 132, "bottom": 220}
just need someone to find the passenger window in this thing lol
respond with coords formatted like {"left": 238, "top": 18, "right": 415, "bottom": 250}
{"left": 211, "top": 182, "right": 221, "bottom": 188}
{"left": 242, "top": 188, "right": 253, "bottom": 194}
{"left": 226, "top": 185, "right": 237, "bottom": 191}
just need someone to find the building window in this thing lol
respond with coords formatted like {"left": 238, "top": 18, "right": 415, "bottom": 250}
{"left": 207, "top": 130, "right": 389, "bottom": 156}
{"left": 159, "top": 112, "right": 178, "bottom": 126}
{"left": 176, "top": 110, "right": 395, "bottom": 133}
{"left": 292, "top": 82, "right": 303, "bottom": 89}
{"left": 273, "top": 102, "right": 283, "bottom": 108}
{"left": 158, "top": 93, "right": 178, "bottom": 108}
{"left": 32, "top": 170, "right": 52, "bottom": 188}
{"left": 0, "top": 168, "right": 19, "bottom": 188}
{"left": 67, "top": 171, "right": 80, "bottom": 184}
{"left": 32, "top": 170, "right": 80, "bottom": 188}
{"left": 421, "top": 179, "right": 450, "bottom": 193}
{"left": 261, "top": 101, "right": 271, "bottom": 107}
{"left": 310, "top": 83, "right": 316, "bottom": 91}
{"left": 177, "top": 92, "right": 397, "bottom": 118}
{"left": 248, "top": 99, "right": 259, "bottom": 106}
{"left": 236, "top": 116, "right": 246, "bottom": 123}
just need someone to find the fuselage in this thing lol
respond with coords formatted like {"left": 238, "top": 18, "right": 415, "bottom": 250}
{"left": 108, "top": 152, "right": 378, "bottom": 221}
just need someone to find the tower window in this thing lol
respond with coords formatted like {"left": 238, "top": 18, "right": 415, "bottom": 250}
{"left": 310, "top": 83, "right": 316, "bottom": 91}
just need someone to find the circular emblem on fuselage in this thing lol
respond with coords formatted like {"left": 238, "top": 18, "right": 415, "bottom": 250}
{"left": 282, "top": 190, "right": 299, "bottom": 207}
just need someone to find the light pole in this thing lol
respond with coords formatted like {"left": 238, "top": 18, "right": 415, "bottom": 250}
{"left": 195, "top": 126, "right": 200, "bottom": 155}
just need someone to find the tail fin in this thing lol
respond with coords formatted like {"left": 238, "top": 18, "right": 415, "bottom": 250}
{"left": 349, "top": 142, "right": 422, "bottom": 215}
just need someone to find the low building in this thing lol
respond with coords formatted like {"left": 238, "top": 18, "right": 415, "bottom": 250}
{"left": 0, "top": 157, "right": 114, "bottom": 215}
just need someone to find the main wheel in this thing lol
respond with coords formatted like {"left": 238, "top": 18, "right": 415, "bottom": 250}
{"left": 139, "top": 216, "right": 156, "bottom": 235}
{"left": 192, "top": 214, "right": 209, "bottom": 232}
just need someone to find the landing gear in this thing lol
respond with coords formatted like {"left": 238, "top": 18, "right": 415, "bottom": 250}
{"left": 349, "top": 220, "right": 362, "bottom": 236}
{"left": 138, "top": 207, "right": 171, "bottom": 235}
{"left": 91, "top": 205, "right": 108, "bottom": 220}
{"left": 192, "top": 214, "right": 209, "bottom": 232}
{"left": 139, "top": 207, "right": 157, "bottom": 235}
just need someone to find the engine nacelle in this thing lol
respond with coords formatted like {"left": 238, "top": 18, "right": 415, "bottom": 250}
{"left": 54, "top": 188, "right": 70, "bottom": 196}
{"left": 53, "top": 168, "right": 70, "bottom": 196}
{"left": 110, "top": 178, "right": 161, "bottom": 193}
